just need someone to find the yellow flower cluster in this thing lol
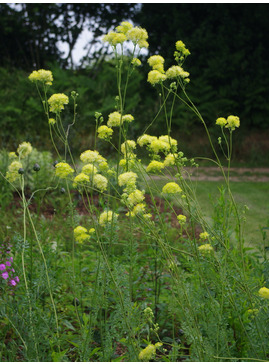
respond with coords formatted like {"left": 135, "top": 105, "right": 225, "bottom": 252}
{"left": 17, "top": 142, "right": 33, "bottom": 159}
{"left": 198, "top": 243, "right": 214, "bottom": 254}
{"left": 166, "top": 65, "right": 190, "bottom": 81}
{"left": 164, "top": 153, "right": 177, "bottom": 167}
{"left": 177, "top": 214, "right": 187, "bottom": 225}
{"left": 199, "top": 232, "right": 209, "bottom": 240}
{"left": 131, "top": 58, "right": 141, "bottom": 67}
{"left": 73, "top": 173, "right": 90, "bottom": 188}
{"left": 175, "top": 40, "right": 191, "bottom": 56}
{"left": 81, "top": 163, "right": 98, "bottom": 176}
{"left": 99, "top": 210, "right": 118, "bottom": 225}
{"left": 147, "top": 70, "right": 167, "bottom": 85}
{"left": 126, "top": 202, "right": 146, "bottom": 217}
{"left": 48, "top": 93, "right": 69, "bottom": 113}
{"left": 148, "top": 135, "right": 177, "bottom": 155}
{"left": 107, "top": 112, "right": 134, "bottom": 127}
{"left": 49, "top": 118, "right": 56, "bottom": 125}
{"left": 8, "top": 152, "right": 17, "bottom": 160}
{"left": 118, "top": 171, "right": 137, "bottom": 192}
{"left": 146, "top": 160, "right": 164, "bottom": 174}
{"left": 147, "top": 54, "right": 166, "bottom": 85}
{"left": 138, "top": 343, "right": 162, "bottom": 361}
{"left": 162, "top": 182, "right": 182, "bottom": 194}
{"left": 28, "top": 69, "right": 53, "bottom": 85}
{"left": 93, "top": 174, "right": 108, "bottom": 192}
{"left": 55, "top": 162, "right": 74, "bottom": 179}
{"left": 74, "top": 226, "right": 89, "bottom": 244}
{"left": 80, "top": 150, "right": 106, "bottom": 164}
{"left": 6, "top": 161, "right": 23, "bottom": 183}
{"left": 97, "top": 125, "right": 113, "bottom": 140}
{"left": 258, "top": 287, "right": 269, "bottom": 299}
{"left": 216, "top": 115, "right": 240, "bottom": 131}
{"left": 102, "top": 21, "right": 148, "bottom": 49}
{"left": 126, "top": 189, "right": 145, "bottom": 207}
{"left": 121, "top": 140, "right": 136, "bottom": 157}
{"left": 137, "top": 134, "right": 157, "bottom": 147}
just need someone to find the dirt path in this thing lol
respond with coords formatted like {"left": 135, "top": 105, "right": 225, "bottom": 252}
{"left": 150, "top": 167, "right": 269, "bottom": 182}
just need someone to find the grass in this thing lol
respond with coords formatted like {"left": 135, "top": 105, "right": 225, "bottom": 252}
{"left": 143, "top": 177, "right": 269, "bottom": 248}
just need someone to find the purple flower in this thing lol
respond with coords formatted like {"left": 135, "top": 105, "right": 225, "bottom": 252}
{"left": 2, "top": 272, "right": 8, "bottom": 279}
{"left": 0, "top": 264, "right": 6, "bottom": 271}
{"left": 15, "top": 276, "right": 19, "bottom": 282}
{"left": 11, "top": 268, "right": 15, "bottom": 272}
{"left": 9, "top": 280, "right": 16, "bottom": 286}
{"left": 6, "top": 261, "right": 11, "bottom": 267}
{"left": 9, "top": 257, "right": 13, "bottom": 263}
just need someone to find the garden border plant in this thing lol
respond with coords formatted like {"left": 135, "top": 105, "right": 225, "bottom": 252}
{"left": 0, "top": 20, "right": 269, "bottom": 361}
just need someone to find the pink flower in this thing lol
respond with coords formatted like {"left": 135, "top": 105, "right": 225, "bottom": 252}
{"left": 9, "top": 280, "right": 16, "bottom": 286}
{"left": 0, "top": 264, "right": 6, "bottom": 271}
{"left": 6, "top": 261, "right": 11, "bottom": 267}
{"left": 9, "top": 257, "right": 13, "bottom": 263}
{"left": 2, "top": 272, "right": 8, "bottom": 279}
{"left": 15, "top": 276, "right": 19, "bottom": 282}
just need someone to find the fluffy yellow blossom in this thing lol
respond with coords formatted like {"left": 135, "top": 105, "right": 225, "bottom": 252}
{"left": 138, "top": 343, "right": 162, "bottom": 362}
{"left": 6, "top": 161, "right": 23, "bottom": 182}
{"left": 127, "top": 189, "right": 145, "bottom": 207}
{"left": 121, "top": 140, "right": 136, "bottom": 156}
{"left": 97, "top": 125, "right": 113, "bottom": 140}
{"left": 164, "top": 153, "right": 177, "bottom": 167}
{"left": 199, "top": 232, "right": 209, "bottom": 240}
{"left": 116, "top": 21, "right": 133, "bottom": 34}
{"left": 99, "top": 210, "right": 118, "bottom": 225}
{"left": 166, "top": 65, "right": 190, "bottom": 80}
{"left": 55, "top": 162, "right": 74, "bottom": 178}
{"left": 175, "top": 40, "right": 191, "bottom": 56}
{"left": 148, "top": 55, "right": 165, "bottom": 68}
{"left": 81, "top": 163, "right": 98, "bottom": 176}
{"left": 8, "top": 152, "right": 17, "bottom": 160}
{"left": 149, "top": 139, "right": 170, "bottom": 154}
{"left": 48, "top": 93, "right": 69, "bottom": 113}
{"left": 17, "top": 142, "right": 32, "bottom": 159}
{"left": 146, "top": 160, "right": 165, "bottom": 174}
{"left": 137, "top": 134, "right": 157, "bottom": 147}
{"left": 177, "top": 214, "right": 187, "bottom": 225}
{"left": 216, "top": 117, "right": 227, "bottom": 127}
{"left": 198, "top": 244, "right": 214, "bottom": 254}
{"left": 119, "top": 158, "right": 136, "bottom": 170}
{"left": 127, "top": 26, "right": 148, "bottom": 45}
{"left": 225, "top": 115, "right": 240, "bottom": 131}
{"left": 122, "top": 114, "right": 134, "bottom": 123}
{"left": 127, "top": 203, "right": 146, "bottom": 217}
{"left": 148, "top": 55, "right": 165, "bottom": 72}
{"left": 118, "top": 172, "right": 137, "bottom": 191}
{"left": 93, "top": 174, "right": 108, "bottom": 192}
{"left": 80, "top": 150, "right": 106, "bottom": 164}
{"left": 73, "top": 173, "right": 90, "bottom": 188}
{"left": 102, "top": 31, "right": 127, "bottom": 46}
{"left": 162, "top": 182, "right": 182, "bottom": 194}
{"left": 74, "top": 226, "right": 90, "bottom": 244}
{"left": 258, "top": 287, "right": 269, "bottom": 299}
{"left": 107, "top": 111, "right": 122, "bottom": 127}
{"left": 147, "top": 70, "right": 167, "bottom": 85}
{"left": 99, "top": 161, "right": 109, "bottom": 172}
{"left": 49, "top": 118, "right": 56, "bottom": 125}
{"left": 159, "top": 135, "right": 178, "bottom": 149}
{"left": 28, "top": 69, "right": 53, "bottom": 85}
{"left": 131, "top": 58, "right": 141, "bottom": 67}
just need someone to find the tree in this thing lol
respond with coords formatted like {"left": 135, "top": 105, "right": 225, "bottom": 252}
{"left": 0, "top": 3, "right": 138, "bottom": 70}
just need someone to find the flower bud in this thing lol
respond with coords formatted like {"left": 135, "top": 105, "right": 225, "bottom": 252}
{"left": 33, "top": 163, "right": 40, "bottom": 172}
{"left": 18, "top": 168, "right": 24, "bottom": 175}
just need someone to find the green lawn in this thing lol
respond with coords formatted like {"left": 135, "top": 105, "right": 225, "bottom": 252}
{"left": 193, "top": 181, "right": 269, "bottom": 247}
{"left": 143, "top": 177, "right": 269, "bottom": 248}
